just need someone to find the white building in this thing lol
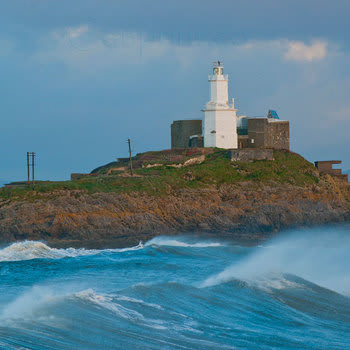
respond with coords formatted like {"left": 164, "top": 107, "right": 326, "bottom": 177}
{"left": 202, "top": 61, "right": 238, "bottom": 149}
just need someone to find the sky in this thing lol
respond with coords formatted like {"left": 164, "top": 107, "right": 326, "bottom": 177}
{"left": 0, "top": 0, "right": 350, "bottom": 182}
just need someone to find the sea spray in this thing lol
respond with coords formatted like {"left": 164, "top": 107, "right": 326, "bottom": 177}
{"left": 201, "top": 226, "right": 350, "bottom": 295}
{"left": 0, "top": 229, "right": 349, "bottom": 349}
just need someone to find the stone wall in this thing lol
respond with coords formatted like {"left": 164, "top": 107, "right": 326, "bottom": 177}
{"left": 315, "top": 161, "right": 349, "bottom": 182}
{"left": 247, "top": 118, "right": 289, "bottom": 150}
{"left": 230, "top": 149, "right": 274, "bottom": 161}
{"left": 267, "top": 121, "right": 290, "bottom": 150}
{"left": 171, "top": 120, "right": 202, "bottom": 149}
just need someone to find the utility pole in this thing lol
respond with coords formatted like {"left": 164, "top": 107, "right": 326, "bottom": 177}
{"left": 27, "top": 152, "right": 30, "bottom": 185}
{"left": 26, "top": 152, "right": 35, "bottom": 189}
{"left": 127, "top": 138, "right": 133, "bottom": 176}
{"left": 32, "top": 152, "right": 35, "bottom": 189}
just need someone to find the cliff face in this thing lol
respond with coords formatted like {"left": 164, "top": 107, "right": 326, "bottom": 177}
{"left": 0, "top": 177, "right": 349, "bottom": 248}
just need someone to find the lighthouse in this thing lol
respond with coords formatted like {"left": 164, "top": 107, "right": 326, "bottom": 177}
{"left": 202, "top": 61, "right": 238, "bottom": 149}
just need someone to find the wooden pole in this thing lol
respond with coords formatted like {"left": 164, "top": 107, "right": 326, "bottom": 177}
{"left": 27, "top": 152, "right": 30, "bottom": 185}
{"left": 32, "top": 152, "right": 35, "bottom": 189}
{"left": 128, "top": 139, "right": 133, "bottom": 176}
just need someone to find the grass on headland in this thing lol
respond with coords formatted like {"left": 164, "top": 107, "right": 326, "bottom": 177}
{"left": 0, "top": 149, "right": 319, "bottom": 202}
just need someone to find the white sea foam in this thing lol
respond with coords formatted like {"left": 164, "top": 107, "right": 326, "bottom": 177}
{"left": 0, "top": 240, "right": 144, "bottom": 262}
{"left": 201, "top": 227, "right": 350, "bottom": 295}
{"left": 114, "top": 241, "right": 144, "bottom": 252}
{"left": 73, "top": 289, "right": 146, "bottom": 321}
{"left": 74, "top": 289, "right": 168, "bottom": 329}
{"left": 0, "top": 241, "right": 98, "bottom": 262}
{"left": 146, "top": 236, "right": 223, "bottom": 248}
{"left": 116, "top": 295, "right": 163, "bottom": 310}
{"left": 0, "top": 237, "right": 221, "bottom": 262}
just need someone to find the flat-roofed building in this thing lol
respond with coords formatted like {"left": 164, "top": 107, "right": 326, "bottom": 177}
{"left": 247, "top": 110, "right": 290, "bottom": 150}
{"left": 315, "top": 160, "right": 348, "bottom": 182}
{"left": 171, "top": 120, "right": 202, "bottom": 149}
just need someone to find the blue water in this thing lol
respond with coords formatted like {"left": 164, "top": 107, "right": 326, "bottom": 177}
{"left": 0, "top": 226, "right": 349, "bottom": 349}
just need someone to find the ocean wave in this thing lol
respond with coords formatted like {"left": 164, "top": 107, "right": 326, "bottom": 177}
{"left": 73, "top": 289, "right": 149, "bottom": 323}
{"left": 0, "top": 241, "right": 97, "bottom": 262}
{"left": 0, "top": 240, "right": 144, "bottom": 262}
{"left": 0, "top": 286, "right": 143, "bottom": 321}
{"left": 0, "top": 285, "right": 64, "bottom": 322}
{"left": 201, "top": 228, "right": 350, "bottom": 295}
{"left": 1, "top": 285, "right": 171, "bottom": 333}
{"left": 73, "top": 288, "right": 208, "bottom": 333}
{"left": 201, "top": 269, "right": 303, "bottom": 293}
{"left": 0, "top": 229, "right": 349, "bottom": 349}
{"left": 115, "top": 295, "right": 164, "bottom": 310}
{"left": 0, "top": 236, "right": 223, "bottom": 263}
{"left": 112, "top": 241, "right": 144, "bottom": 253}
{"left": 146, "top": 236, "right": 224, "bottom": 248}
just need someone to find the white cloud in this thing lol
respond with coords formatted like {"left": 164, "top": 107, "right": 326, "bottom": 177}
{"left": 33, "top": 27, "right": 288, "bottom": 73}
{"left": 9, "top": 27, "right": 350, "bottom": 169}
{"left": 32, "top": 28, "right": 333, "bottom": 77}
{"left": 34, "top": 27, "right": 173, "bottom": 69}
{"left": 284, "top": 41, "right": 327, "bottom": 62}
{"left": 68, "top": 25, "right": 89, "bottom": 39}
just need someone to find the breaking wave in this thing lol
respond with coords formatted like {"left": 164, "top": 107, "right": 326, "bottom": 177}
{"left": 0, "top": 236, "right": 222, "bottom": 263}
{"left": 0, "top": 240, "right": 144, "bottom": 262}
{"left": 146, "top": 236, "right": 224, "bottom": 248}
{"left": 201, "top": 227, "right": 350, "bottom": 295}
{"left": 0, "top": 227, "right": 349, "bottom": 349}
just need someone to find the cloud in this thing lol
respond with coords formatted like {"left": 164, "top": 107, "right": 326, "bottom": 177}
{"left": 69, "top": 25, "right": 89, "bottom": 39}
{"left": 32, "top": 27, "right": 288, "bottom": 72}
{"left": 2, "top": 22, "right": 350, "bottom": 179}
{"left": 1, "top": 1, "right": 350, "bottom": 46}
{"left": 284, "top": 41, "right": 327, "bottom": 62}
{"left": 34, "top": 27, "right": 172, "bottom": 70}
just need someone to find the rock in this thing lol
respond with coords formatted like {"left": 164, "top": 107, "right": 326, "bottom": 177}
{"left": 0, "top": 180, "right": 349, "bottom": 248}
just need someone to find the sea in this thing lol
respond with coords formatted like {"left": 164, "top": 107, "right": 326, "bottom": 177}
{"left": 0, "top": 226, "right": 349, "bottom": 349}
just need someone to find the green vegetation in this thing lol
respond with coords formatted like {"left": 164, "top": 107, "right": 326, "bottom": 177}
{"left": 0, "top": 149, "right": 319, "bottom": 202}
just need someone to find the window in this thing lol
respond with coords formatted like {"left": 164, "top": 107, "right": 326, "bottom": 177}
{"left": 213, "top": 67, "right": 223, "bottom": 75}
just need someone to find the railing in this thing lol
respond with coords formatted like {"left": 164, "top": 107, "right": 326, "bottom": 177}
{"left": 208, "top": 74, "right": 228, "bottom": 81}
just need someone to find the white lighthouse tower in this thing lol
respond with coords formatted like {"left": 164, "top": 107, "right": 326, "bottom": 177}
{"left": 203, "top": 61, "right": 238, "bottom": 149}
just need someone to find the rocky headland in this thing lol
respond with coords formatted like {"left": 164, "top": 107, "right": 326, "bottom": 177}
{"left": 1, "top": 149, "right": 349, "bottom": 248}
